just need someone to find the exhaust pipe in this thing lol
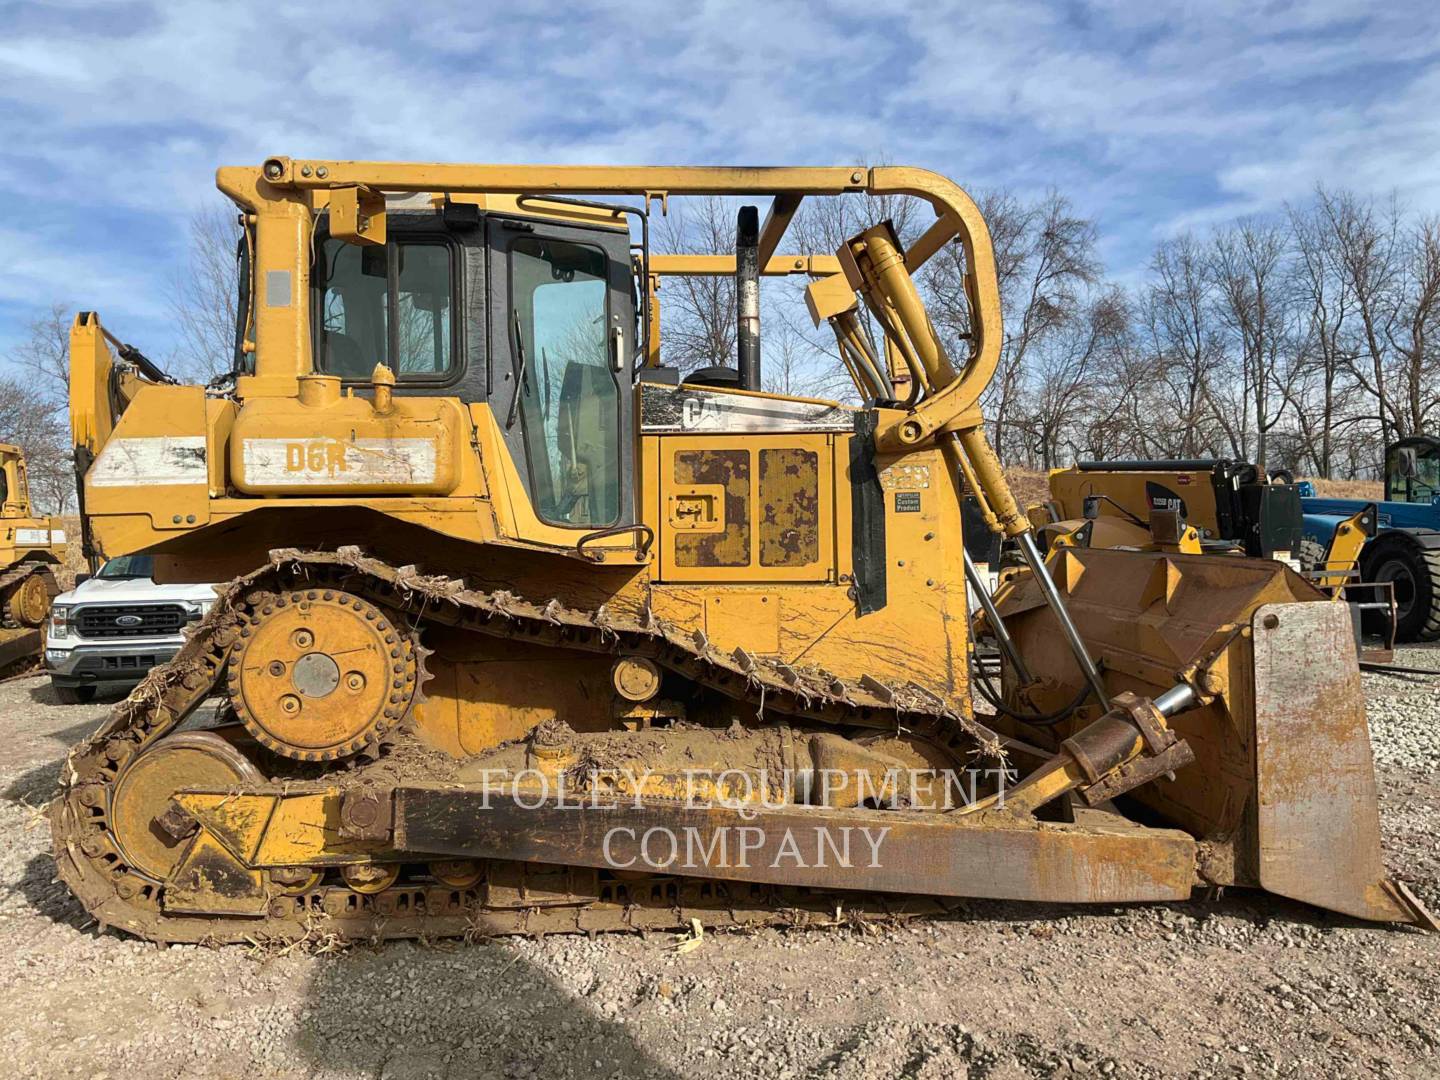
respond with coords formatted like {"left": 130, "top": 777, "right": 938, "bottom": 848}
{"left": 736, "top": 205, "right": 761, "bottom": 391}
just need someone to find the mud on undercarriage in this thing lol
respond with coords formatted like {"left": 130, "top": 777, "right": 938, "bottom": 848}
{"left": 49, "top": 548, "right": 1432, "bottom": 944}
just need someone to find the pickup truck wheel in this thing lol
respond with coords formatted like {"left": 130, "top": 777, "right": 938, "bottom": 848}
{"left": 53, "top": 683, "right": 97, "bottom": 705}
{"left": 1367, "top": 541, "right": 1440, "bottom": 642}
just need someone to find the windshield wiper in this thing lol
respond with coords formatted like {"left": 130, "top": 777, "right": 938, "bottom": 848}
{"left": 507, "top": 308, "right": 528, "bottom": 429}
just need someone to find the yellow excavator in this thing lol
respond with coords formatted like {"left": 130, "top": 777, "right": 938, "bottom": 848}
{"left": 52, "top": 158, "right": 1432, "bottom": 943}
{"left": 0, "top": 445, "right": 65, "bottom": 671}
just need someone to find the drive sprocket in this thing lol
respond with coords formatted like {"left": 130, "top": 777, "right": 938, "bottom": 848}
{"left": 227, "top": 588, "right": 418, "bottom": 760}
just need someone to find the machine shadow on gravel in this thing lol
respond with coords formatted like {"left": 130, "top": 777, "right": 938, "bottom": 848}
{"left": 27, "top": 682, "right": 130, "bottom": 707}
{"left": 16, "top": 854, "right": 92, "bottom": 932}
{"left": 293, "top": 940, "right": 683, "bottom": 1080}
{"left": 1, "top": 714, "right": 112, "bottom": 804}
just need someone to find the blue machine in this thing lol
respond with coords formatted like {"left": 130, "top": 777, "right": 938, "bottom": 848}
{"left": 1299, "top": 435, "right": 1440, "bottom": 641}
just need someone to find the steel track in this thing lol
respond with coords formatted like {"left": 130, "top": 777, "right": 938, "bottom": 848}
{"left": 50, "top": 548, "right": 989, "bottom": 943}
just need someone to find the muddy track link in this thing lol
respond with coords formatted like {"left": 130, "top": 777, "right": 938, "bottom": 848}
{"left": 50, "top": 547, "right": 994, "bottom": 944}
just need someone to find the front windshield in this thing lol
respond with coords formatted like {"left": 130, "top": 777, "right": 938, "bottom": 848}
{"left": 97, "top": 555, "right": 155, "bottom": 580}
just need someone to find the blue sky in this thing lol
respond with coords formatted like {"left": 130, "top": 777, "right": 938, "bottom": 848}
{"left": 2, "top": 0, "right": 1440, "bottom": 366}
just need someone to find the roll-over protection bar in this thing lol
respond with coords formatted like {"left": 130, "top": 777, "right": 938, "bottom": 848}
{"left": 217, "top": 159, "right": 1001, "bottom": 455}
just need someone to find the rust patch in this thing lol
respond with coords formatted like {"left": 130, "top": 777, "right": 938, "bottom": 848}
{"left": 674, "top": 449, "right": 750, "bottom": 567}
{"left": 759, "top": 448, "right": 819, "bottom": 568}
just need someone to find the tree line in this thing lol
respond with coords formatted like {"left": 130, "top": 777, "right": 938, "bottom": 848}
{"left": 659, "top": 183, "right": 1440, "bottom": 479}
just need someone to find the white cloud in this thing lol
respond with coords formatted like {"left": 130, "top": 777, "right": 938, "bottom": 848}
{"left": 0, "top": 224, "right": 165, "bottom": 316}
{"left": 2, "top": 0, "right": 1440, "bottom": 358}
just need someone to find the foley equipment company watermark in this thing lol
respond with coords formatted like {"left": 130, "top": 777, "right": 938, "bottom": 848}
{"left": 467, "top": 766, "right": 1016, "bottom": 874}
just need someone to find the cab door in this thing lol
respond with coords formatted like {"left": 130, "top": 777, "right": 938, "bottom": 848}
{"left": 486, "top": 216, "right": 637, "bottom": 535}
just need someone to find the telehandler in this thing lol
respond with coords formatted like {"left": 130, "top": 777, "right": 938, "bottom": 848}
{"left": 52, "top": 159, "right": 1432, "bottom": 942}
{"left": 0, "top": 444, "right": 65, "bottom": 671}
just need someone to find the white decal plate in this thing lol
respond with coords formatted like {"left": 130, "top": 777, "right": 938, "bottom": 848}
{"left": 90, "top": 436, "right": 208, "bottom": 487}
{"left": 242, "top": 438, "right": 437, "bottom": 486}
{"left": 879, "top": 463, "right": 932, "bottom": 491}
{"left": 640, "top": 384, "right": 854, "bottom": 434}
{"left": 15, "top": 529, "right": 65, "bottom": 546}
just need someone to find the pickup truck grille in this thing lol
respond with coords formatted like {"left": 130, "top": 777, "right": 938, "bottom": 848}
{"left": 75, "top": 604, "right": 188, "bottom": 639}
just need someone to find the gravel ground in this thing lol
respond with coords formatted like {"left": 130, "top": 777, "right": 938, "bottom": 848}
{"left": 2, "top": 651, "right": 1438, "bottom": 1080}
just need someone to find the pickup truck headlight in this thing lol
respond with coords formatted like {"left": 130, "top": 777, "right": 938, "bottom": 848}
{"left": 184, "top": 599, "right": 215, "bottom": 622}
{"left": 49, "top": 604, "right": 71, "bottom": 640}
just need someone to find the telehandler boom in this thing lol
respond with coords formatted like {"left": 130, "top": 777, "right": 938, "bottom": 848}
{"left": 52, "top": 159, "right": 1431, "bottom": 942}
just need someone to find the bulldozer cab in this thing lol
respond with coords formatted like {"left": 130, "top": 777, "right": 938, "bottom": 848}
{"left": 311, "top": 205, "right": 636, "bottom": 531}
{"left": 69, "top": 161, "right": 1016, "bottom": 586}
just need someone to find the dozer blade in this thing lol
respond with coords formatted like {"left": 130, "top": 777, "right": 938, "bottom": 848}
{"left": 1253, "top": 600, "right": 1436, "bottom": 928}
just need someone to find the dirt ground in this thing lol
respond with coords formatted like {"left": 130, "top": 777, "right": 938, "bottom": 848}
{"left": 2, "top": 653, "right": 1438, "bottom": 1080}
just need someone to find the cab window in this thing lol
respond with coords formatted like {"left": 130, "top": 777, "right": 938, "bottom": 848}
{"left": 316, "top": 238, "right": 455, "bottom": 380}
{"left": 97, "top": 555, "right": 155, "bottom": 580}
{"left": 1389, "top": 443, "right": 1440, "bottom": 504}
{"left": 509, "top": 236, "right": 618, "bottom": 526}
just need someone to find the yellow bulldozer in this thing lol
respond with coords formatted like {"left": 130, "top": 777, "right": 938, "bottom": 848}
{"left": 0, "top": 444, "right": 65, "bottom": 671}
{"left": 51, "top": 158, "right": 1432, "bottom": 943}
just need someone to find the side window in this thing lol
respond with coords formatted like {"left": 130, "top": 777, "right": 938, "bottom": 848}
{"left": 1414, "top": 450, "right": 1440, "bottom": 504}
{"left": 509, "top": 236, "right": 618, "bottom": 526}
{"left": 397, "top": 245, "right": 452, "bottom": 375}
{"left": 320, "top": 243, "right": 387, "bottom": 378}
{"left": 316, "top": 238, "right": 454, "bottom": 380}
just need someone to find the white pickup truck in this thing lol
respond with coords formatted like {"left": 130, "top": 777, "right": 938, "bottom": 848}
{"left": 45, "top": 554, "right": 218, "bottom": 704}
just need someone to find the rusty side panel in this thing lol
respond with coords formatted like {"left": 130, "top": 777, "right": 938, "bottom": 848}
{"left": 674, "top": 449, "right": 750, "bottom": 568}
{"left": 759, "top": 448, "right": 819, "bottom": 567}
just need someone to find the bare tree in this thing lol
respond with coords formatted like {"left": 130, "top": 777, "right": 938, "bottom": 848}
{"left": 1316, "top": 188, "right": 1407, "bottom": 445}
{"left": 1285, "top": 200, "right": 1360, "bottom": 476}
{"left": 9, "top": 302, "right": 74, "bottom": 406}
{"left": 1393, "top": 216, "right": 1440, "bottom": 436}
{"left": 0, "top": 374, "right": 73, "bottom": 512}
{"left": 761, "top": 311, "right": 845, "bottom": 399}
{"left": 1209, "top": 219, "right": 1293, "bottom": 471}
{"left": 921, "top": 189, "right": 1101, "bottom": 461}
{"left": 169, "top": 204, "right": 243, "bottom": 382}
{"left": 655, "top": 197, "right": 739, "bottom": 375}
{"left": 1016, "top": 288, "right": 1128, "bottom": 468}
{"left": 1142, "top": 234, "right": 1226, "bottom": 457}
